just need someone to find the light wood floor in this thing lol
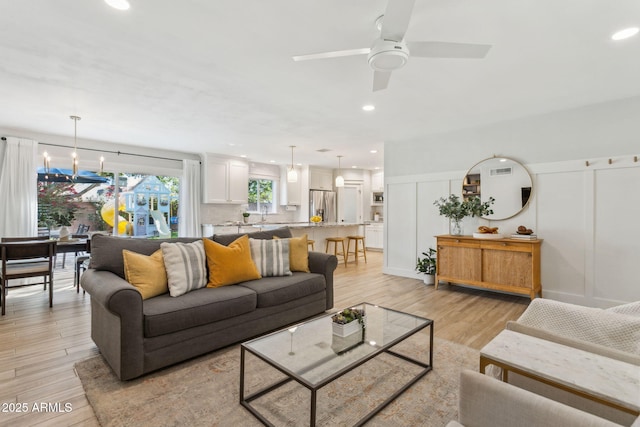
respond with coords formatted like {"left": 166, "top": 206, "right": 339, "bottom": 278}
{"left": 0, "top": 251, "right": 530, "bottom": 426}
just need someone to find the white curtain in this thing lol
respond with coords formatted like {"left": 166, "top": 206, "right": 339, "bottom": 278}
{"left": 178, "top": 159, "right": 202, "bottom": 237}
{"left": 0, "top": 137, "right": 38, "bottom": 238}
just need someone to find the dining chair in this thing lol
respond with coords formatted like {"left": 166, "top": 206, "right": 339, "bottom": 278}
{"left": 1, "top": 236, "right": 51, "bottom": 286}
{"left": 0, "top": 240, "right": 57, "bottom": 315}
{"left": 60, "top": 229, "right": 89, "bottom": 269}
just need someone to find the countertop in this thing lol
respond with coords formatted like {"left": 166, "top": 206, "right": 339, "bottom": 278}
{"left": 206, "top": 222, "right": 364, "bottom": 229}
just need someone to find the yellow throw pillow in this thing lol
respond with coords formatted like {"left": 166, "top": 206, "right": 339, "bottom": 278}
{"left": 275, "top": 234, "right": 310, "bottom": 272}
{"left": 203, "top": 235, "right": 261, "bottom": 288}
{"left": 122, "top": 249, "right": 168, "bottom": 299}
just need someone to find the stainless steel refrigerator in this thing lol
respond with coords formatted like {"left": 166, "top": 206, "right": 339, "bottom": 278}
{"left": 309, "top": 190, "right": 336, "bottom": 223}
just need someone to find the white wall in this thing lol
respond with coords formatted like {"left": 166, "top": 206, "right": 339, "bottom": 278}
{"left": 383, "top": 97, "right": 640, "bottom": 307}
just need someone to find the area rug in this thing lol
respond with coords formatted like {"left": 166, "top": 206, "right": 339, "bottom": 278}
{"left": 75, "top": 337, "right": 478, "bottom": 426}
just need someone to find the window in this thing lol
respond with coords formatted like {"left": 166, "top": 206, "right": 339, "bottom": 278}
{"left": 248, "top": 179, "right": 275, "bottom": 213}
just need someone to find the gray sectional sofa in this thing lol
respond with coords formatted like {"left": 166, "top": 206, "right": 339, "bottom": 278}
{"left": 81, "top": 228, "right": 338, "bottom": 380}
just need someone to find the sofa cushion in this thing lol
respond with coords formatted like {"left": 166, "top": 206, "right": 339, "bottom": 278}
{"left": 237, "top": 272, "right": 325, "bottom": 308}
{"left": 142, "top": 285, "right": 257, "bottom": 337}
{"left": 90, "top": 234, "right": 200, "bottom": 279}
{"left": 204, "top": 236, "right": 261, "bottom": 287}
{"left": 275, "top": 234, "right": 310, "bottom": 272}
{"left": 212, "top": 227, "right": 292, "bottom": 246}
{"left": 161, "top": 240, "right": 208, "bottom": 297}
{"left": 122, "top": 249, "right": 168, "bottom": 299}
{"left": 249, "top": 238, "right": 292, "bottom": 277}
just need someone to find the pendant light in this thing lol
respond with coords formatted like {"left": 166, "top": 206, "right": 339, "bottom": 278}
{"left": 335, "top": 155, "right": 344, "bottom": 188}
{"left": 70, "top": 115, "right": 81, "bottom": 176}
{"left": 287, "top": 145, "right": 298, "bottom": 183}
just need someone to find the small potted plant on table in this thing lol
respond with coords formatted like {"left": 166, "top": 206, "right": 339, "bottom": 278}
{"left": 242, "top": 212, "right": 250, "bottom": 223}
{"left": 416, "top": 247, "right": 437, "bottom": 285}
{"left": 331, "top": 307, "right": 366, "bottom": 337}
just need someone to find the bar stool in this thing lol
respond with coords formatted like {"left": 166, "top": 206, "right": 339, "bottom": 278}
{"left": 346, "top": 235, "right": 367, "bottom": 265}
{"left": 307, "top": 239, "right": 315, "bottom": 251}
{"left": 325, "top": 237, "right": 346, "bottom": 266}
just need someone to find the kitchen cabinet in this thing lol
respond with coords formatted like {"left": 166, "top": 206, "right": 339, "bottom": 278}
{"left": 365, "top": 223, "right": 384, "bottom": 249}
{"left": 202, "top": 154, "right": 248, "bottom": 204}
{"left": 309, "top": 168, "right": 333, "bottom": 190}
{"left": 280, "top": 165, "right": 302, "bottom": 205}
{"left": 371, "top": 171, "right": 384, "bottom": 192}
{"left": 435, "top": 235, "right": 542, "bottom": 299}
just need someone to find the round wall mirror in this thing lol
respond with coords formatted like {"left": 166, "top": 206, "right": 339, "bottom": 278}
{"left": 463, "top": 156, "right": 533, "bottom": 220}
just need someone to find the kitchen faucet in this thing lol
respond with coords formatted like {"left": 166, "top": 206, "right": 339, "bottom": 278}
{"left": 261, "top": 205, "right": 268, "bottom": 222}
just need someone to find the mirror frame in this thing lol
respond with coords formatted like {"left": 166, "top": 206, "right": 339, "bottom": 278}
{"left": 463, "top": 156, "right": 533, "bottom": 220}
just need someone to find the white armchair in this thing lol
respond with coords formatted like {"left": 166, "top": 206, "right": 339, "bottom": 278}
{"left": 447, "top": 370, "right": 628, "bottom": 427}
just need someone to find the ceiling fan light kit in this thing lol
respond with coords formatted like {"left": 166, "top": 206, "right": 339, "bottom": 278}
{"left": 367, "top": 40, "right": 409, "bottom": 71}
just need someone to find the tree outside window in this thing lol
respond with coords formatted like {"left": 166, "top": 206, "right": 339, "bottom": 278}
{"left": 248, "top": 179, "right": 274, "bottom": 213}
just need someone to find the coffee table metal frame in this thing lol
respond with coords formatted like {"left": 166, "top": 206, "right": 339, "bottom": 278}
{"left": 240, "top": 302, "right": 433, "bottom": 426}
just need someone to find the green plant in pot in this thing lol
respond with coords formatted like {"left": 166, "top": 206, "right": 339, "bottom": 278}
{"left": 331, "top": 307, "right": 366, "bottom": 338}
{"left": 416, "top": 247, "right": 437, "bottom": 285}
{"left": 434, "top": 194, "right": 495, "bottom": 236}
{"left": 242, "top": 211, "right": 250, "bottom": 223}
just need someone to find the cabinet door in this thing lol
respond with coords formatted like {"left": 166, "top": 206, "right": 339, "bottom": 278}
{"left": 371, "top": 171, "right": 384, "bottom": 192}
{"left": 481, "top": 242, "right": 533, "bottom": 289}
{"left": 227, "top": 160, "right": 248, "bottom": 203}
{"left": 280, "top": 166, "right": 302, "bottom": 205}
{"left": 437, "top": 240, "right": 481, "bottom": 283}
{"left": 310, "top": 169, "right": 333, "bottom": 190}
{"left": 365, "top": 225, "right": 383, "bottom": 248}
{"left": 203, "top": 157, "right": 229, "bottom": 203}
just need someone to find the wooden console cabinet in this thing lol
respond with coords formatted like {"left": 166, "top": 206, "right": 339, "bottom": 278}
{"left": 435, "top": 235, "right": 542, "bottom": 299}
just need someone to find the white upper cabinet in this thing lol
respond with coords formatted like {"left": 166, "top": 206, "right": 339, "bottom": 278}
{"left": 202, "top": 154, "right": 248, "bottom": 204}
{"left": 309, "top": 168, "right": 333, "bottom": 190}
{"left": 371, "top": 170, "right": 384, "bottom": 192}
{"left": 280, "top": 165, "right": 302, "bottom": 205}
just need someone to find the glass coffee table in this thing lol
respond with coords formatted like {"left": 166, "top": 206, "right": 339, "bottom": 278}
{"left": 240, "top": 303, "right": 433, "bottom": 426}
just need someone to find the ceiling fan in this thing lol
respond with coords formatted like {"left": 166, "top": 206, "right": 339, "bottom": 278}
{"left": 292, "top": 0, "right": 492, "bottom": 91}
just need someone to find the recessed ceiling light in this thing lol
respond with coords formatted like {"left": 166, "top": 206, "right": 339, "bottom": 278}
{"left": 499, "top": 158, "right": 507, "bottom": 162}
{"left": 105, "top": 0, "right": 130, "bottom": 10}
{"left": 351, "top": 165, "right": 358, "bottom": 169}
{"left": 362, "top": 104, "right": 375, "bottom": 112}
{"left": 269, "top": 160, "right": 275, "bottom": 163}
{"left": 611, "top": 27, "right": 639, "bottom": 41}
{"left": 370, "top": 150, "right": 378, "bottom": 154}
{"left": 240, "top": 154, "right": 247, "bottom": 158}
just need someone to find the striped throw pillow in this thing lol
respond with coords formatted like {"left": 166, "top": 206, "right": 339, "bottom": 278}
{"left": 160, "top": 240, "right": 207, "bottom": 297}
{"left": 249, "top": 238, "right": 292, "bottom": 277}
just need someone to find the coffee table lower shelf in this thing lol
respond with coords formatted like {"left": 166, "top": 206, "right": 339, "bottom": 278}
{"left": 240, "top": 343, "right": 432, "bottom": 427}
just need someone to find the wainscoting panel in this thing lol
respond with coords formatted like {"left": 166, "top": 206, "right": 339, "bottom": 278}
{"left": 385, "top": 182, "right": 418, "bottom": 275}
{"left": 536, "top": 171, "right": 588, "bottom": 303}
{"left": 594, "top": 166, "right": 640, "bottom": 303}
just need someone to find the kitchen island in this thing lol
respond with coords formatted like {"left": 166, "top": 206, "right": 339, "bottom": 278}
{"left": 209, "top": 222, "right": 364, "bottom": 252}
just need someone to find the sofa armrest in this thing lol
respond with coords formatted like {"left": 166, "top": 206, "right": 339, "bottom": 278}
{"left": 81, "top": 269, "right": 143, "bottom": 313}
{"left": 308, "top": 251, "right": 338, "bottom": 310}
{"left": 455, "top": 370, "right": 621, "bottom": 427}
{"left": 81, "top": 269, "right": 145, "bottom": 380}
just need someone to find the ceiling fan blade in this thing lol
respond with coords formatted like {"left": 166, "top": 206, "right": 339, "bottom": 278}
{"left": 292, "top": 48, "right": 370, "bottom": 62}
{"left": 373, "top": 70, "right": 392, "bottom": 92}
{"left": 407, "top": 41, "right": 492, "bottom": 58}
{"left": 381, "top": 0, "right": 417, "bottom": 42}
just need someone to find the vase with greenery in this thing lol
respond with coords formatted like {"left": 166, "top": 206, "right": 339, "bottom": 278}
{"left": 434, "top": 194, "right": 495, "bottom": 236}
{"left": 416, "top": 247, "right": 437, "bottom": 285}
{"left": 242, "top": 211, "right": 250, "bottom": 223}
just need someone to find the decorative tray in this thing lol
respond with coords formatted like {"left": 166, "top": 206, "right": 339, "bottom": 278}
{"left": 472, "top": 233, "right": 504, "bottom": 240}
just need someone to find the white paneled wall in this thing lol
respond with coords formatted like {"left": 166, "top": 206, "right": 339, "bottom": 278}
{"left": 384, "top": 157, "right": 640, "bottom": 307}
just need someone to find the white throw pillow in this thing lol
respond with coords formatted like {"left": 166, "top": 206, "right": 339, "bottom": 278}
{"left": 249, "top": 238, "right": 292, "bottom": 277}
{"left": 160, "top": 240, "right": 207, "bottom": 297}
